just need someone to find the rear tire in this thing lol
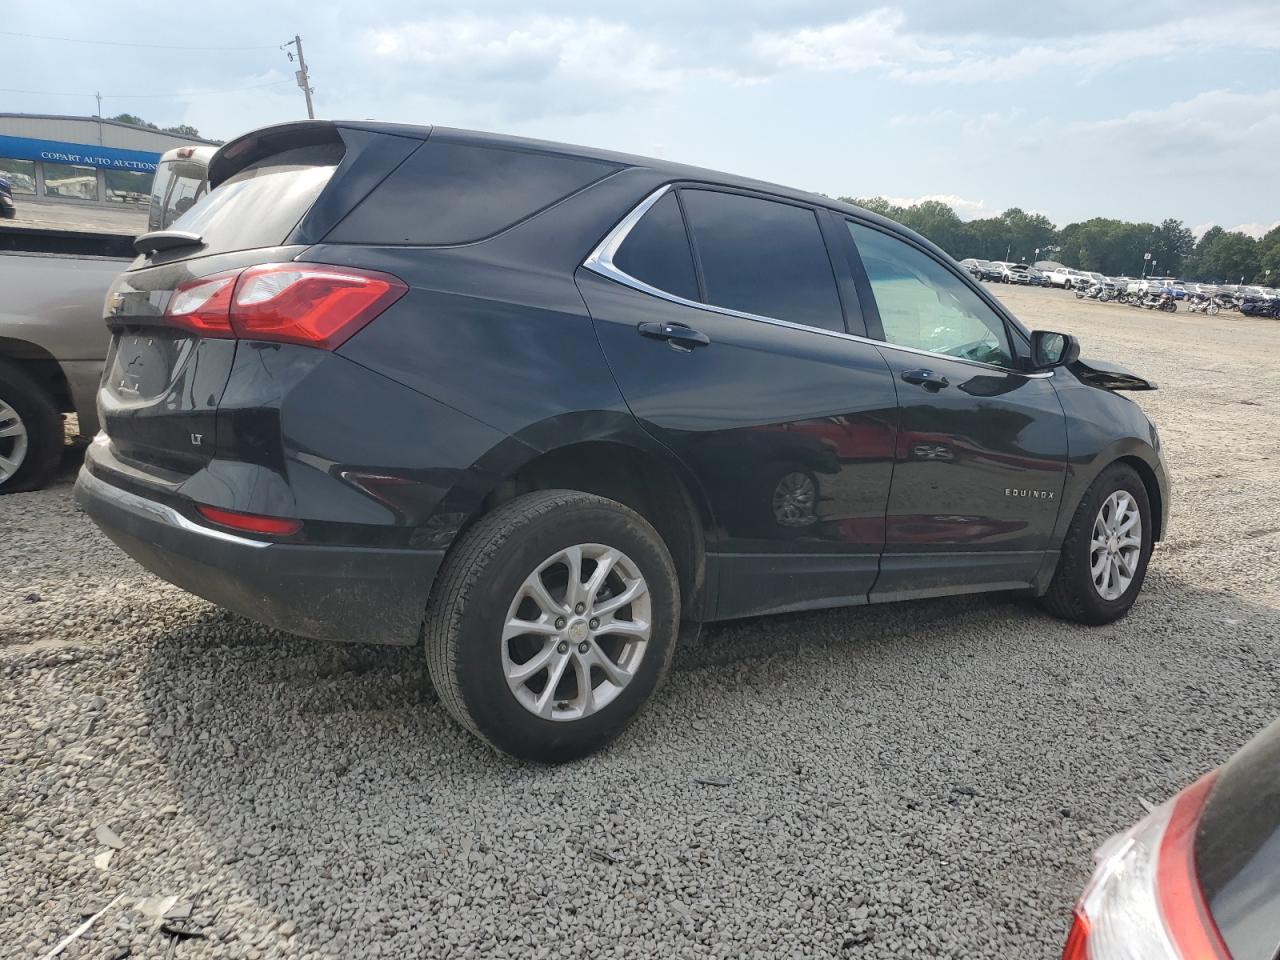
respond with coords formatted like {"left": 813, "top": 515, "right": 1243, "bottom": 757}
{"left": 1038, "top": 463, "right": 1153, "bottom": 625}
{"left": 0, "top": 358, "right": 63, "bottom": 494}
{"left": 424, "top": 490, "right": 680, "bottom": 762}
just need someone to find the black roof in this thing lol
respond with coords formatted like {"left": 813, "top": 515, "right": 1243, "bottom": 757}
{"left": 212, "top": 118, "right": 913, "bottom": 246}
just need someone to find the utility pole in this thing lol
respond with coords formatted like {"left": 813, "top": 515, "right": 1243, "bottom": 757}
{"left": 284, "top": 35, "right": 315, "bottom": 119}
{"left": 95, "top": 92, "right": 103, "bottom": 144}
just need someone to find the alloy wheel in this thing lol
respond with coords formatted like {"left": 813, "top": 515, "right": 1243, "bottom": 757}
{"left": 0, "top": 397, "right": 29, "bottom": 485}
{"left": 502, "top": 543, "right": 651, "bottom": 722}
{"left": 1090, "top": 491, "right": 1142, "bottom": 601}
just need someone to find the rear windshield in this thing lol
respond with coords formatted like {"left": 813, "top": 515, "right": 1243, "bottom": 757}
{"left": 167, "top": 142, "right": 343, "bottom": 255}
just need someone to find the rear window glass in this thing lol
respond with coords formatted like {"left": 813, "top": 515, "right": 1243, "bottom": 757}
{"left": 613, "top": 191, "right": 699, "bottom": 302}
{"left": 680, "top": 189, "right": 844, "bottom": 332}
{"left": 168, "top": 143, "right": 343, "bottom": 255}
{"left": 327, "top": 140, "right": 619, "bottom": 245}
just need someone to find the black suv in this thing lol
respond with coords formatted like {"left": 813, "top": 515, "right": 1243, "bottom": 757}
{"left": 76, "top": 121, "right": 1168, "bottom": 761}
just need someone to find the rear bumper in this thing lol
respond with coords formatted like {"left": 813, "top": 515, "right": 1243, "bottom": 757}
{"left": 74, "top": 466, "right": 443, "bottom": 645}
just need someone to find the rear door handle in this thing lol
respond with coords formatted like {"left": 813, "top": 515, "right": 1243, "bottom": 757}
{"left": 638, "top": 321, "right": 711, "bottom": 349}
{"left": 901, "top": 368, "right": 950, "bottom": 390}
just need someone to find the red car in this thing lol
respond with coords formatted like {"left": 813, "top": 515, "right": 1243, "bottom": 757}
{"left": 1063, "top": 718, "right": 1280, "bottom": 959}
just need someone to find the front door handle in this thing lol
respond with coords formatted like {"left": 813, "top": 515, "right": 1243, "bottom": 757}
{"left": 900, "top": 368, "right": 950, "bottom": 390}
{"left": 638, "top": 321, "right": 711, "bottom": 349}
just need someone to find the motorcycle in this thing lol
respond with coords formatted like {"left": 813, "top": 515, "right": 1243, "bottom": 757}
{"left": 1186, "top": 292, "right": 1218, "bottom": 315}
{"left": 1240, "top": 295, "right": 1280, "bottom": 318}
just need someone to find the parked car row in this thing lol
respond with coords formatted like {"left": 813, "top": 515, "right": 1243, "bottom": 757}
{"left": 1070, "top": 274, "right": 1280, "bottom": 316}
{"left": 960, "top": 258, "right": 1052, "bottom": 286}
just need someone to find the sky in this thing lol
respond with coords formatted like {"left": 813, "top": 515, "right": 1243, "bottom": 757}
{"left": 4, "top": 1, "right": 1278, "bottom": 236}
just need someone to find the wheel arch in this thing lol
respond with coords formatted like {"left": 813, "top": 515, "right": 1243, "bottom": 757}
{"left": 450, "top": 437, "right": 716, "bottom": 621}
{"left": 1116, "top": 454, "right": 1165, "bottom": 542}
{"left": 0, "top": 338, "right": 73, "bottom": 413}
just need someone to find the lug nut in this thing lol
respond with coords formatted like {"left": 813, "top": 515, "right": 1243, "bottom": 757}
{"left": 555, "top": 617, "right": 567, "bottom": 629}
{"left": 575, "top": 602, "right": 586, "bottom": 614}
{"left": 589, "top": 618, "right": 599, "bottom": 629}
{"left": 578, "top": 641, "right": 590, "bottom": 654}
{"left": 557, "top": 641, "right": 569, "bottom": 654}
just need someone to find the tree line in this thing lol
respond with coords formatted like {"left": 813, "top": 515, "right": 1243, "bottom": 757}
{"left": 841, "top": 196, "right": 1279, "bottom": 284}
{"left": 109, "top": 114, "right": 208, "bottom": 141}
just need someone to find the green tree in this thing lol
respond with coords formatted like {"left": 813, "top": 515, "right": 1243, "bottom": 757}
{"left": 897, "top": 200, "right": 969, "bottom": 255}
{"left": 843, "top": 196, "right": 907, "bottom": 220}
{"left": 1055, "top": 218, "right": 1151, "bottom": 276}
{"left": 1256, "top": 226, "right": 1280, "bottom": 284}
{"left": 1150, "top": 219, "right": 1195, "bottom": 277}
{"left": 110, "top": 113, "right": 159, "bottom": 130}
{"left": 1191, "top": 230, "right": 1260, "bottom": 282}
{"left": 997, "top": 208, "right": 1058, "bottom": 264}
{"left": 109, "top": 113, "right": 204, "bottom": 139}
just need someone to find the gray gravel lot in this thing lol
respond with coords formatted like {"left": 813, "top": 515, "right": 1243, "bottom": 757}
{"left": 3, "top": 286, "right": 1279, "bottom": 959}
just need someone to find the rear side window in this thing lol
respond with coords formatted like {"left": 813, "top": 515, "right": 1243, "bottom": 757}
{"left": 680, "top": 189, "right": 844, "bottom": 332}
{"left": 329, "top": 141, "right": 619, "bottom": 245}
{"left": 613, "top": 191, "right": 699, "bottom": 302}
{"left": 169, "top": 143, "right": 343, "bottom": 255}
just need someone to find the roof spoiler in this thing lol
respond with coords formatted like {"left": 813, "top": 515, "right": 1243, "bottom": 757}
{"left": 208, "top": 120, "right": 433, "bottom": 189}
{"left": 208, "top": 120, "right": 343, "bottom": 189}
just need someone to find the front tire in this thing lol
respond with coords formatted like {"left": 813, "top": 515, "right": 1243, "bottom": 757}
{"left": 0, "top": 358, "right": 63, "bottom": 494}
{"left": 424, "top": 490, "right": 680, "bottom": 762}
{"left": 1039, "top": 463, "right": 1153, "bottom": 625}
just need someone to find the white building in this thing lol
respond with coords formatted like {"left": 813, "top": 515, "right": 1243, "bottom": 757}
{"left": 0, "top": 113, "right": 215, "bottom": 218}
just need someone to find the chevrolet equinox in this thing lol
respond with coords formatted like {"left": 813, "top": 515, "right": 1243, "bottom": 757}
{"left": 76, "top": 121, "right": 1169, "bottom": 761}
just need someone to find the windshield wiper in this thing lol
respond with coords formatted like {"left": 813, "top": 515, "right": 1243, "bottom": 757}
{"left": 134, "top": 230, "right": 205, "bottom": 256}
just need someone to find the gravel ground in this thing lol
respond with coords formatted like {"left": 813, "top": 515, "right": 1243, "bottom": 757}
{"left": 3, "top": 286, "right": 1278, "bottom": 959}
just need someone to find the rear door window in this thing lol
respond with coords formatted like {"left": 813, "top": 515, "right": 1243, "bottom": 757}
{"left": 169, "top": 142, "right": 343, "bottom": 255}
{"left": 679, "top": 189, "right": 844, "bottom": 332}
{"left": 612, "top": 191, "right": 699, "bottom": 302}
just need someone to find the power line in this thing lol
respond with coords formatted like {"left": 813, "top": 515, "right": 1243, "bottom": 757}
{"left": 0, "top": 29, "right": 279, "bottom": 51}
{"left": 0, "top": 80, "right": 293, "bottom": 100}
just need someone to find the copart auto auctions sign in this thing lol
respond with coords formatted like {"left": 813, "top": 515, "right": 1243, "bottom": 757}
{"left": 0, "top": 134, "right": 160, "bottom": 172}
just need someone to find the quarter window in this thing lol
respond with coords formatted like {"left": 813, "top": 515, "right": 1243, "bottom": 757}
{"left": 681, "top": 189, "right": 844, "bottom": 332}
{"left": 613, "top": 191, "right": 699, "bottom": 302}
{"left": 847, "top": 221, "right": 1013, "bottom": 368}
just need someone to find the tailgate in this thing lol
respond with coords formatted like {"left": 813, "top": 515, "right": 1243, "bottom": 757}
{"left": 100, "top": 258, "right": 240, "bottom": 476}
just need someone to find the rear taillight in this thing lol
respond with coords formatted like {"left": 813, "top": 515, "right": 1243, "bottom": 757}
{"left": 163, "top": 263, "right": 406, "bottom": 350}
{"left": 1063, "top": 774, "right": 1230, "bottom": 960}
{"left": 166, "top": 271, "right": 238, "bottom": 336}
{"left": 231, "top": 264, "right": 407, "bottom": 349}
{"left": 196, "top": 504, "right": 301, "bottom": 536}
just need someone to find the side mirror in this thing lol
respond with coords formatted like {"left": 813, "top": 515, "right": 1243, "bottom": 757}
{"left": 1030, "top": 330, "right": 1080, "bottom": 370}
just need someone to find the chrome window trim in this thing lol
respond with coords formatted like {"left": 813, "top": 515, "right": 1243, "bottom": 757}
{"left": 582, "top": 185, "right": 1055, "bottom": 380}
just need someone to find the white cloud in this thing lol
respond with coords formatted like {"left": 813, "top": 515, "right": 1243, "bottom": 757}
{"left": 878, "top": 193, "right": 990, "bottom": 218}
{"left": 751, "top": 7, "right": 1280, "bottom": 84}
{"left": 750, "top": 10, "right": 955, "bottom": 74}
{"left": 1226, "top": 221, "right": 1280, "bottom": 239}
{"left": 364, "top": 15, "right": 752, "bottom": 116}
{"left": 1065, "top": 88, "right": 1280, "bottom": 178}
